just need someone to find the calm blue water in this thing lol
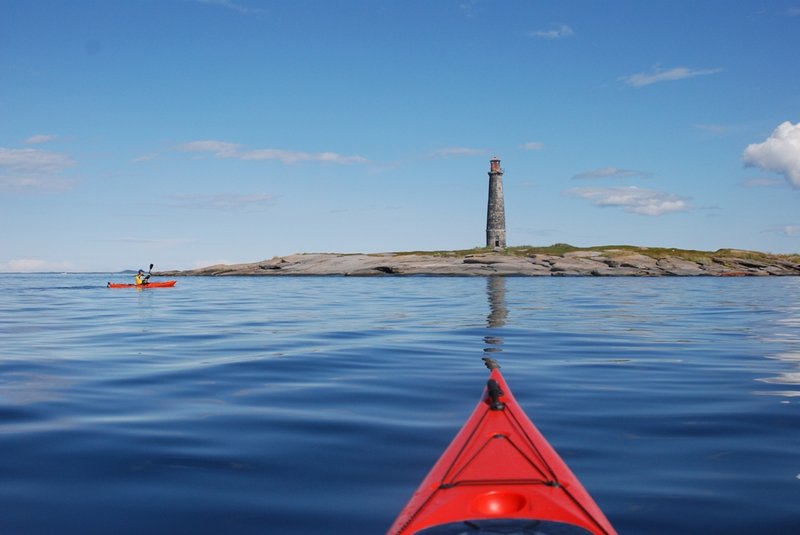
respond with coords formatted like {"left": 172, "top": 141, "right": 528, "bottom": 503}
{"left": 1, "top": 274, "right": 799, "bottom": 534}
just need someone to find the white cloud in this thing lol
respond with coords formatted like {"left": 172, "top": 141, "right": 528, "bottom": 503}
{"left": 0, "top": 147, "right": 77, "bottom": 192}
{"left": 4, "top": 259, "right": 46, "bottom": 272}
{"left": 531, "top": 24, "right": 575, "bottom": 39}
{"left": 26, "top": 134, "right": 58, "bottom": 145}
{"left": 0, "top": 147, "right": 75, "bottom": 172}
{"left": 431, "top": 147, "right": 487, "bottom": 158}
{"left": 170, "top": 193, "right": 276, "bottom": 211}
{"left": 132, "top": 153, "right": 159, "bottom": 163}
{"left": 572, "top": 166, "right": 652, "bottom": 180}
{"left": 178, "top": 140, "right": 367, "bottom": 165}
{"left": 0, "top": 258, "right": 73, "bottom": 272}
{"left": 195, "top": 0, "right": 266, "bottom": 16}
{"left": 620, "top": 66, "right": 722, "bottom": 87}
{"left": 742, "top": 177, "right": 784, "bottom": 187}
{"left": 458, "top": 0, "right": 481, "bottom": 17}
{"left": 522, "top": 141, "right": 544, "bottom": 151}
{"left": 567, "top": 186, "right": 691, "bottom": 216}
{"left": 742, "top": 121, "right": 800, "bottom": 188}
{"left": 784, "top": 225, "right": 800, "bottom": 237}
{"left": 179, "top": 140, "right": 241, "bottom": 157}
{"left": 0, "top": 175, "right": 75, "bottom": 191}
{"left": 763, "top": 225, "right": 800, "bottom": 237}
{"left": 240, "top": 149, "right": 367, "bottom": 165}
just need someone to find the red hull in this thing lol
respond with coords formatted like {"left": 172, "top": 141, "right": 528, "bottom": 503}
{"left": 388, "top": 359, "right": 616, "bottom": 534}
{"left": 107, "top": 280, "right": 177, "bottom": 288}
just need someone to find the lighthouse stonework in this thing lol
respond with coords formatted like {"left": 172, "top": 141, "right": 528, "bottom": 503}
{"left": 486, "top": 157, "right": 506, "bottom": 249}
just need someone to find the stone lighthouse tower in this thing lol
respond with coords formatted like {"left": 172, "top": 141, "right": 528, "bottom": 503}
{"left": 486, "top": 157, "right": 506, "bottom": 249}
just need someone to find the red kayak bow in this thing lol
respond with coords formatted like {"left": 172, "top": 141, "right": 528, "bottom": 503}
{"left": 388, "top": 358, "right": 616, "bottom": 535}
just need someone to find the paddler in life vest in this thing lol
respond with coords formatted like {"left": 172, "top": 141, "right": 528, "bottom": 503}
{"left": 134, "top": 269, "right": 150, "bottom": 286}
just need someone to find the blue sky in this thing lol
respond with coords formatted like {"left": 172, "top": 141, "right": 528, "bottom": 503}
{"left": 2, "top": 0, "right": 799, "bottom": 272}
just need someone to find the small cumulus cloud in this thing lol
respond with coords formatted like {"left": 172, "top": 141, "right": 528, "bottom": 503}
{"left": 572, "top": 166, "right": 652, "bottom": 180}
{"left": 531, "top": 24, "right": 575, "bottom": 39}
{"left": 742, "top": 121, "right": 800, "bottom": 188}
{"left": 567, "top": 186, "right": 691, "bottom": 216}
{"left": 522, "top": 141, "right": 544, "bottom": 151}
{"left": 178, "top": 140, "right": 367, "bottom": 165}
{"left": 620, "top": 66, "right": 722, "bottom": 88}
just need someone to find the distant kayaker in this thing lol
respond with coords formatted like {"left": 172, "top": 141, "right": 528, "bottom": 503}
{"left": 135, "top": 269, "right": 150, "bottom": 286}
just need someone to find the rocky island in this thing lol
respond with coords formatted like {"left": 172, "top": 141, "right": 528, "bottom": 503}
{"left": 157, "top": 245, "right": 800, "bottom": 277}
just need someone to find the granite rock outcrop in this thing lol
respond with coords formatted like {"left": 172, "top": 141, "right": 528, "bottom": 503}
{"left": 157, "top": 249, "right": 800, "bottom": 277}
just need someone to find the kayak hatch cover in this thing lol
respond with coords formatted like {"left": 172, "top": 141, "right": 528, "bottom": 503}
{"left": 388, "top": 357, "right": 616, "bottom": 535}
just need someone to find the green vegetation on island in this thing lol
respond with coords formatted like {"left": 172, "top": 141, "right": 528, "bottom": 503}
{"left": 392, "top": 244, "right": 800, "bottom": 264}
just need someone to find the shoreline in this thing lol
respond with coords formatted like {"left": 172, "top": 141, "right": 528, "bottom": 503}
{"left": 157, "top": 246, "right": 800, "bottom": 277}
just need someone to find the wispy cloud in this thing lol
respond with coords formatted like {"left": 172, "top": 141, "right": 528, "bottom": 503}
{"left": 743, "top": 121, "right": 800, "bottom": 188}
{"left": 620, "top": 66, "right": 722, "bottom": 87}
{"left": 694, "top": 124, "right": 730, "bottom": 135}
{"left": 572, "top": 166, "right": 652, "bottom": 180}
{"left": 763, "top": 225, "right": 800, "bottom": 237}
{"left": 0, "top": 258, "right": 74, "bottom": 273}
{"left": 567, "top": 186, "right": 691, "bottom": 216}
{"left": 239, "top": 149, "right": 366, "bottom": 165}
{"left": 0, "top": 147, "right": 75, "bottom": 172}
{"left": 179, "top": 140, "right": 241, "bottom": 157}
{"left": 742, "top": 177, "right": 785, "bottom": 188}
{"left": 522, "top": 141, "right": 544, "bottom": 151}
{"left": 1, "top": 259, "right": 46, "bottom": 272}
{"left": 788, "top": 7, "right": 800, "bottom": 16}
{"left": 170, "top": 193, "right": 276, "bottom": 211}
{"left": 458, "top": 0, "right": 481, "bottom": 17}
{"left": 0, "top": 147, "right": 77, "bottom": 192}
{"left": 195, "top": 0, "right": 266, "bottom": 16}
{"left": 25, "top": 134, "right": 58, "bottom": 145}
{"left": 108, "top": 237, "right": 197, "bottom": 250}
{"left": 132, "top": 153, "right": 160, "bottom": 163}
{"left": 531, "top": 23, "right": 574, "bottom": 39}
{"left": 430, "top": 146, "right": 487, "bottom": 158}
{"left": 178, "top": 140, "right": 367, "bottom": 165}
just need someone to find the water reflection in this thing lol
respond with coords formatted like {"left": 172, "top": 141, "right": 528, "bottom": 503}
{"left": 756, "top": 351, "right": 800, "bottom": 398}
{"left": 755, "top": 313, "right": 800, "bottom": 398}
{"left": 485, "top": 276, "right": 507, "bottom": 354}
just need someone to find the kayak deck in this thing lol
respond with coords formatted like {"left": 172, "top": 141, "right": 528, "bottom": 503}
{"left": 388, "top": 358, "right": 616, "bottom": 535}
{"left": 106, "top": 280, "right": 177, "bottom": 288}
